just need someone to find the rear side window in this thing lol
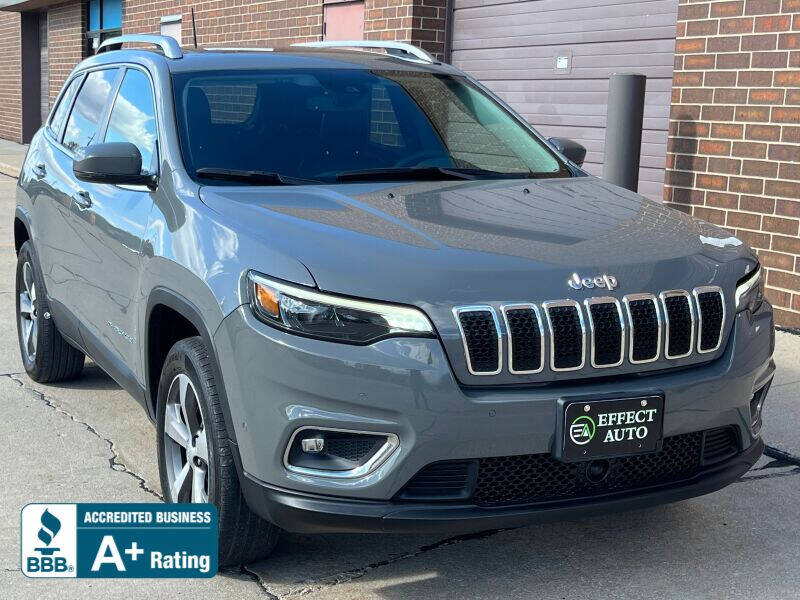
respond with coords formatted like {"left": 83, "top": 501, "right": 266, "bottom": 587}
{"left": 48, "top": 76, "right": 82, "bottom": 139}
{"left": 104, "top": 69, "right": 158, "bottom": 172}
{"left": 63, "top": 68, "right": 119, "bottom": 152}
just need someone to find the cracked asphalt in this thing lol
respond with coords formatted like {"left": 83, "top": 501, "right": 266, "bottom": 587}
{"left": 0, "top": 173, "right": 798, "bottom": 599}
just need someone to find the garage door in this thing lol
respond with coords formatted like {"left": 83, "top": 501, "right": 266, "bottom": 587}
{"left": 450, "top": 0, "right": 678, "bottom": 200}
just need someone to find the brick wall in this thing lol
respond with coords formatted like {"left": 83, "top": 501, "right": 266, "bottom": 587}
{"left": 0, "top": 12, "right": 22, "bottom": 143}
{"left": 365, "top": 0, "right": 448, "bottom": 59}
{"left": 48, "top": 1, "right": 85, "bottom": 104}
{"left": 665, "top": 0, "right": 800, "bottom": 328}
{"left": 123, "top": 0, "right": 323, "bottom": 48}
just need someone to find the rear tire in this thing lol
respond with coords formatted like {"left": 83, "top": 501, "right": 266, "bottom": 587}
{"left": 156, "top": 337, "right": 280, "bottom": 566}
{"left": 15, "top": 241, "right": 85, "bottom": 383}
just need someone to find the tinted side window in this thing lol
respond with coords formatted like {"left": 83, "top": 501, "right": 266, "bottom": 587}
{"left": 48, "top": 76, "right": 82, "bottom": 139}
{"left": 104, "top": 69, "right": 157, "bottom": 172}
{"left": 63, "top": 68, "right": 119, "bottom": 152}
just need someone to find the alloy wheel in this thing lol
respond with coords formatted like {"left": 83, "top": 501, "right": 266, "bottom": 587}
{"left": 18, "top": 261, "right": 38, "bottom": 363}
{"left": 163, "top": 373, "right": 209, "bottom": 503}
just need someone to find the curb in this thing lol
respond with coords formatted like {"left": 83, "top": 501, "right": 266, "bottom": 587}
{"left": 0, "top": 161, "right": 20, "bottom": 179}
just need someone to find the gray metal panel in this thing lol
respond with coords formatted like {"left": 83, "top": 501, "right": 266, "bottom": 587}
{"left": 451, "top": 0, "right": 678, "bottom": 200}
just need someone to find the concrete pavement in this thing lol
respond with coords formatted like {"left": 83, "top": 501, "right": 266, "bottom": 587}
{"left": 0, "top": 172, "right": 798, "bottom": 599}
{"left": 0, "top": 139, "right": 26, "bottom": 179}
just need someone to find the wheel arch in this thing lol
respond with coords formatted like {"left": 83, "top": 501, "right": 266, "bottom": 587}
{"left": 14, "top": 207, "right": 33, "bottom": 255}
{"left": 144, "top": 287, "right": 238, "bottom": 445}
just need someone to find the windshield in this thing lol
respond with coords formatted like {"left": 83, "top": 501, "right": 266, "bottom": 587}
{"left": 172, "top": 68, "right": 569, "bottom": 184}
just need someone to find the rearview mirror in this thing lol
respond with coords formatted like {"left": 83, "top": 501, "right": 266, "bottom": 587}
{"left": 73, "top": 142, "right": 156, "bottom": 187}
{"left": 548, "top": 137, "right": 587, "bottom": 167}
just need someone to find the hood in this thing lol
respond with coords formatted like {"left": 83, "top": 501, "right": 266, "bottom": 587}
{"left": 199, "top": 175, "right": 755, "bottom": 308}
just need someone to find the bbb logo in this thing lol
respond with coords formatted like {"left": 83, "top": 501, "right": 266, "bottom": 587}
{"left": 21, "top": 504, "right": 77, "bottom": 578}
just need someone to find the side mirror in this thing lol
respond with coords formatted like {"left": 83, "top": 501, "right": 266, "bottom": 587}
{"left": 548, "top": 137, "right": 587, "bottom": 167}
{"left": 73, "top": 142, "right": 155, "bottom": 187}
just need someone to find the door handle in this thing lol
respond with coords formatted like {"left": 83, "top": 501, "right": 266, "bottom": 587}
{"left": 73, "top": 190, "right": 92, "bottom": 210}
{"left": 32, "top": 163, "right": 46, "bottom": 179}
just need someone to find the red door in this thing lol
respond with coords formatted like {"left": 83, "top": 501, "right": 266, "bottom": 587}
{"left": 323, "top": 1, "right": 365, "bottom": 41}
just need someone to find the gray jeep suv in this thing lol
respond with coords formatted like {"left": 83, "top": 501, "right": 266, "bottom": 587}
{"left": 14, "top": 36, "right": 774, "bottom": 565}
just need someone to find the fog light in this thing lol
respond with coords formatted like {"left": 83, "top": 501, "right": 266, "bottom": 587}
{"left": 301, "top": 437, "right": 325, "bottom": 453}
{"left": 284, "top": 427, "right": 399, "bottom": 478}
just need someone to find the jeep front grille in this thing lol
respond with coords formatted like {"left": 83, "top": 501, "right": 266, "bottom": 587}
{"left": 454, "top": 287, "right": 725, "bottom": 376}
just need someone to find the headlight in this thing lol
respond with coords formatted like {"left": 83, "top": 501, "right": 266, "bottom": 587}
{"left": 247, "top": 272, "right": 435, "bottom": 344}
{"left": 735, "top": 265, "right": 764, "bottom": 313}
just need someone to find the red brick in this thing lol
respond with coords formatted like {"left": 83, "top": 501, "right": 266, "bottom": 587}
{"left": 672, "top": 186, "right": 706, "bottom": 204}
{"left": 699, "top": 139, "right": 732, "bottom": 155}
{"left": 768, "top": 268, "right": 800, "bottom": 291}
{"left": 737, "top": 71, "right": 774, "bottom": 86}
{"left": 748, "top": 88, "right": 785, "bottom": 104}
{"left": 778, "top": 163, "right": 800, "bottom": 180}
{"left": 792, "top": 51, "right": 800, "bottom": 67}
{"left": 777, "top": 200, "right": 800, "bottom": 217}
{"left": 684, "top": 88, "right": 715, "bottom": 103}
{"left": 751, "top": 50, "right": 788, "bottom": 67}
{"left": 741, "top": 34, "right": 778, "bottom": 51}
{"left": 782, "top": 127, "right": 800, "bottom": 142}
{"left": 711, "top": 123, "right": 744, "bottom": 138}
{"left": 705, "top": 71, "right": 738, "bottom": 87}
{"left": 787, "top": 89, "right": 800, "bottom": 104}
{"left": 755, "top": 15, "right": 792, "bottom": 32}
{"left": 727, "top": 210, "right": 762, "bottom": 229}
{"left": 746, "top": 124, "right": 781, "bottom": 141}
{"left": 773, "top": 235, "right": 800, "bottom": 254}
{"left": 729, "top": 177, "right": 765, "bottom": 194}
{"left": 712, "top": 0, "right": 745, "bottom": 16}
{"left": 763, "top": 216, "right": 799, "bottom": 235}
{"left": 714, "top": 88, "right": 749, "bottom": 103}
{"left": 766, "top": 180, "right": 800, "bottom": 198}
{"left": 674, "top": 72, "right": 704, "bottom": 87}
{"left": 702, "top": 105, "right": 733, "bottom": 121}
{"left": 740, "top": 195, "right": 775, "bottom": 212}
{"left": 695, "top": 207, "right": 727, "bottom": 225}
{"left": 678, "top": 3, "right": 710, "bottom": 20}
{"left": 735, "top": 106, "right": 771, "bottom": 121}
{"left": 737, "top": 229, "right": 772, "bottom": 249}
{"left": 706, "top": 192, "right": 739, "bottom": 208}
{"left": 671, "top": 104, "right": 702, "bottom": 120}
{"left": 720, "top": 17, "right": 754, "bottom": 34}
{"left": 765, "top": 287, "right": 791, "bottom": 308}
{"left": 742, "top": 159, "right": 779, "bottom": 177}
{"left": 732, "top": 141, "right": 768, "bottom": 158}
{"left": 675, "top": 38, "right": 707, "bottom": 53}
{"left": 772, "top": 107, "right": 800, "bottom": 123}
{"left": 773, "top": 308, "right": 800, "bottom": 329}
{"left": 685, "top": 54, "right": 717, "bottom": 69}
{"left": 665, "top": 170, "right": 695, "bottom": 188}
{"left": 758, "top": 250, "right": 796, "bottom": 271}
{"left": 696, "top": 174, "right": 729, "bottom": 191}
{"left": 671, "top": 137, "right": 700, "bottom": 154}
{"left": 708, "top": 157, "right": 742, "bottom": 174}
{"left": 675, "top": 154, "right": 708, "bottom": 171}
{"left": 717, "top": 53, "right": 750, "bottom": 68}
{"left": 687, "top": 20, "right": 719, "bottom": 36}
{"left": 745, "top": 0, "right": 781, "bottom": 14}
{"left": 708, "top": 36, "right": 741, "bottom": 52}
{"left": 779, "top": 33, "right": 800, "bottom": 49}
{"left": 769, "top": 144, "right": 800, "bottom": 161}
{"left": 678, "top": 121, "right": 710, "bottom": 137}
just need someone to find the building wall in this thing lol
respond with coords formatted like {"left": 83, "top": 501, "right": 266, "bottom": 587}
{"left": 0, "top": 12, "right": 22, "bottom": 143}
{"left": 48, "top": 1, "right": 85, "bottom": 104}
{"left": 365, "top": 0, "right": 448, "bottom": 59}
{"left": 665, "top": 0, "right": 800, "bottom": 327}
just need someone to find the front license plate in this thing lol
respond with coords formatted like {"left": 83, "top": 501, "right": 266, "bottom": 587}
{"left": 561, "top": 395, "right": 664, "bottom": 461}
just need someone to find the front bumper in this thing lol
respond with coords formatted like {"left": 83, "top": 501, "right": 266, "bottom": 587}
{"left": 213, "top": 302, "right": 774, "bottom": 504}
{"left": 237, "top": 437, "right": 764, "bottom": 533}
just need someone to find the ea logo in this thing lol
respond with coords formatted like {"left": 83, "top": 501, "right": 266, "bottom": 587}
{"left": 569, "top": 415, "right": 596, "bottom": 445}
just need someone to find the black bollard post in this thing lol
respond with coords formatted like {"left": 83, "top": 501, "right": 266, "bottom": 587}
{"left": 603, "top": 73, "right": 646, "bottom": 192}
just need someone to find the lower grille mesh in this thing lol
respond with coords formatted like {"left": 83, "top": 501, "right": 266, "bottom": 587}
{"left": 399, "top": 428, "right": 738, "bottom": 507}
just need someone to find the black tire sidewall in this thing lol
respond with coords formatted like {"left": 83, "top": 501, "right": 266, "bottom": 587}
{"left": 155, "top": 340, "right": 220, "bottom": 505}
{"left": 16, "top": 242, "right": 46, "bottom": 374}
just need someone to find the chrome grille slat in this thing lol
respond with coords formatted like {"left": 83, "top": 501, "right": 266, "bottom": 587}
{"left": 453, "top": 306, "right": 502, "bottom": 375}
{"left": 543, "top": 300, "right": 586, "bottom": 372}
{"left": 623, "top": 293, "right": 662, "bottom": 364}
{"left": 693, "top": 286, "right": 725, "bottom": 354}
{"left": 585, "top": 297, "right": 625, "bottom": 368}
{"left": 501, "top": 304, "right": 544, "bottom": 374}
{"left": 660, "top": 290, "right": 695, "bottom": 360}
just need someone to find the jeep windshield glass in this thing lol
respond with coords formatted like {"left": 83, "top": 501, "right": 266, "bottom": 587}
{"left": 173, "top": 69, "right": 570, "bottom": 184}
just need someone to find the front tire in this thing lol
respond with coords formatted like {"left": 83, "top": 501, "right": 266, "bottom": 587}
{"left": 156, "top": 337, "right": 279, "bottom": 566}
{"left": 15, "top": 241, "right": 85, "bottom": 382}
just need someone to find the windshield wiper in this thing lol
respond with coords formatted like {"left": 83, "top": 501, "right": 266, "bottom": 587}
{"left": 195, "top": 168, "right": 321, "bottom": 186}
{"left": 336, "top": 166, "right": 545, "bottom": 182}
